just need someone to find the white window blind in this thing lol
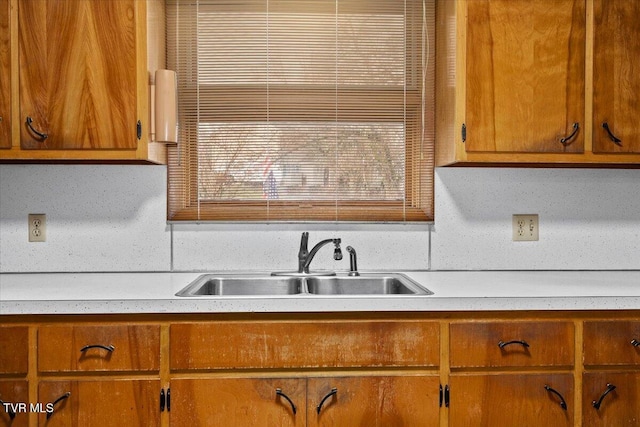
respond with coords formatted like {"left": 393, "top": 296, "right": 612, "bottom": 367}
{"left": 166, "top": 0, "right": 434, "bottom": 221}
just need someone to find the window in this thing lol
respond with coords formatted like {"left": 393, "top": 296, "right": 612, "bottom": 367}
{"left": 166, "top": 0, "right": 434, "bottom": 221}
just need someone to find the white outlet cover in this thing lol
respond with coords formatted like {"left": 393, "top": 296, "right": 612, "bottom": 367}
{"left": 512, "top": 214, "right": 539, "bottom": 241}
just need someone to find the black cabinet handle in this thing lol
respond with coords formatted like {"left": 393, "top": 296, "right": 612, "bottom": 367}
{"left": 592, "top": 383, "right": 616, "bottom": 410}
{"left": 0, "top": 399, "right": 16, "bottom": 420}
{"left": 316, "top": 388, "right": 337, "bottom": 414}
{"left": 498, "top": 340, "right": 530, "bottom": 349}
{"left": 160, "top": 389, "right": 165, "bottom": 412}
{"left": 544, "top": 385, "right": 567, "bottom": 410}
{"left": 602, "top": 122, "right": 622, "bottom": 146}
{"left": 560, "top": 122, "right": 579, "bottom": 145}
{"left": 80, "top": 344, "right": 115, "bottom": 353}
{"left": 46, "top": 392, "right": 71, "bottom": 420}
{"left": 25, "top": 116, "right": 48, "bottom": 140}
{"left": 275, "top": 388, "right": 297, "bottom": 415}
{"left": 631, "top": 339, "right": 639, "bottom": 347}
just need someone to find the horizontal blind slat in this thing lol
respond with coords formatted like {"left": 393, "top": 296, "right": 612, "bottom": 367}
{"left": 167, "top": 0, "right": 434, "bottom": 221}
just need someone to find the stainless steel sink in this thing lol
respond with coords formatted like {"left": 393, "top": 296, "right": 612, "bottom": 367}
{"left": 305, "top": 275, "right": 432, "bottom": 295}
{"left": 175, "top": 275, "right": 304, "bottom": 296}
{"left": 175, "top": 273, "right": 432, "bottom": 297}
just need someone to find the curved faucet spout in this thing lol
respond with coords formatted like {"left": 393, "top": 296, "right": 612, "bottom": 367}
{"left": 297, "top": 233, "right": 342, "bottom": 274}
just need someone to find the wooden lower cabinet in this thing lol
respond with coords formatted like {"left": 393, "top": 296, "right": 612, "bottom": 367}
{"left": 38, "top": 380, "right": 160, "bottom": 427}
{"left": 307, "top": 375, "right": 440, "bottom": 427}
{"left": 0, "top": 380, "right": 29, "bottom": 427}
{"left": 448, "top": 374, "right": 574, "bottom": 427}
{"left": 582, "top": 372, "right": 640, "bottom": 426}
{"left": 169, "top": 375, "right": 439, "bottom": 427}
{"left": 169, "top": 378, "right": 305, "bottom": 427}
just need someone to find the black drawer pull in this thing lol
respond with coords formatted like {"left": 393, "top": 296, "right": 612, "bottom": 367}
{"left": 560, "top": 122, "right": 579, "bottom": 145}
{"left": 602, "top": 122, "right": 622, "bottom": 146}
{"left": 25, "top": 116, "right": 48, "bottom": 140}
{"left": 592, "top": 383, "right": 616, "bottom": 410}
{"left": 316, "top": 388, "right": 337, "bottom": 414}
{"left": 80, "top": 344, "right": 115, "bottom": 353}
{"left": 544, "top": 385, "right": 567, "bottom": 410}
{"left": 498, "top": 340, "right": 530, "bottom": 349}
{"left": 631, "top": 339, "right": 639, "bottom": 347}
{"left": 46, "top": 392, "right": 70, "bottom": 420}
{"left": 276, "top": 388, "right": 297, "bottom": 415}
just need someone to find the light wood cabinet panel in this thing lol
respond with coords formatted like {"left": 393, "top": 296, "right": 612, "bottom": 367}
{"left": 38, "top": 380, "right": 160, "bottom": 427}
{"left": 593, "top": 0, "right": 640, "bottom": 154}
{"left": 169, "top": 378, "right": 305, "bottom": 427}
{"left": 582, "top": 372, "right": 640, "bottom": 426}
{"left": 449, "top": 374, "right": 574, "bottom": 427}
{"left": 38, "top": 325, "right": 160, "bottom": 373}
{"left": 0, "top": 380, "right": 29, "bottom": 427}
{"left": 583, "top": 320, "right": 640, "bottom": 366}
{"left": 449, "top": 321, "right": 574, "bottom": 368}
{"left": 0, "top": 0, "right": 9, "bottom": 149}
{"left": 0, "top": 326, "right": 28, "bottom": 375}
{"left": 170, "top": 320, "right": 439, "bottom": 371}
{"left": 307, "top": 375, "right": 440, "bottom": 427}
{"left": 436, "top": 0, "right": 640, "bottom": 166}
{"left": 18, "top": 0, "right": 137, "bottom": 151}
{"left": 465, "top": 0, "right": 585, "bottom": 154}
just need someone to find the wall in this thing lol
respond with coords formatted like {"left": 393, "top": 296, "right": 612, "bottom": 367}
{"left": 0, "top": 164, "right": 638, "bottom": 273}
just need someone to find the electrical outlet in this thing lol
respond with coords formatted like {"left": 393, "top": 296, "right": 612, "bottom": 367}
{"left": 28, "top": 214, "right": 46, "bottom": 242}
{"left": 512, "top": 214, "right": 538, "bottom": 241}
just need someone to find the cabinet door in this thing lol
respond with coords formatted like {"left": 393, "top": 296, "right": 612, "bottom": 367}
{"left": 169, "top": 378, "right": 305, "bottom": 427}
{"left": 465, "top": 0, "right": 585, "bottom": 153}
{"left": 38, "top": 380, "right": 160, "bottom": 426}
{"left": 0, "top": 0, "right": 9, "bottom": 148}
{"left": 449, "top": 374, "right": 574, "bottom": 427}
{"left": 593, "top": 0, "right": 640, "bottom": 153}
{"left": 307, "top": 375, "right": 440, "bottom": 427}
{"left": 583, "top": 372, "right": 640, "bottom": 426}
{"left": 18, "top": 0, "right": 138, "bottom": 150}
{"left": 0, "top": 380, "right": 29, "bottom": 427}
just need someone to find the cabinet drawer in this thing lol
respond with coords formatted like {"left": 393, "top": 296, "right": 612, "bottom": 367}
{"left": 583, "top": 321, "right": 640, "bottom": 366}
{"left": 449, "top": 321, "right": 575, "bottom": 368}
{"left": 0, "top": 326, "right": 29, "bottom": 375}
{"left": 38, "top": 325, "right": 160, "bottom": 373}
{"left": 171, "top": 320, "right": 439, "bottom": 370}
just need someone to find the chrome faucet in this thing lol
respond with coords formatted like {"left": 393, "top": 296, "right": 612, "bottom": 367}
{"left": 298, "top": 232, "right": 342, "bottom": 274}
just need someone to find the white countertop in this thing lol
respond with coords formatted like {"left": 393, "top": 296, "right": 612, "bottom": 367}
{"left": 0, "top": 271, "right": 639, "bottom": 315}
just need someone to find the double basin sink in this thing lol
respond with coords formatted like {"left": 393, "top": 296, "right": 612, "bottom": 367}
{"left": 176, "top": 273, "right": 433, "bottom": 297}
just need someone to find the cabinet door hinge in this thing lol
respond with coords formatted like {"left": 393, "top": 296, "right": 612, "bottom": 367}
{"left": 137, "top": 120, "right": 142, "bottom": 140}
{"left": 461, "top": 124, "right": 467, "bottom": 143}
{"left": 160, "top": 388, "right": 171, "bottom": 412}
{"left": 444, "top": 385, "right": 450, "bottom": 408}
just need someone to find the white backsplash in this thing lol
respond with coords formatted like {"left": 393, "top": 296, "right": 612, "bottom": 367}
{"left": 0, "top": 164, "right": 638, "bottom": 272}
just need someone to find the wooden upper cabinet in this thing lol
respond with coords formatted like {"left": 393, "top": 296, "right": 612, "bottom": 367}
{"left": 465, "top": 0, "right": 585, "bottom": 153}
{"left": 593, "top": 0, "right": 640, "bottom": 154}
{"left": 0, "top": 0, "right": 9, "bottom": 149}
{"left": 18, "top": 0, "right": 138, "bottom": 150}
